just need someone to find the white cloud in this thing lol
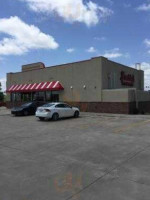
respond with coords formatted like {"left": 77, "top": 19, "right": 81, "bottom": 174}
{"left": 18, "top": 0, "right": 113, "bottom": 26}
{"left": 144, "top": 39, "right": 150, "bottom": 54}
{"left": 66, "top": 48, "right": 75, "bottom": 53}
{"left": 144, "top": 39, "right": 150, "bottom": 47}
{"left": 87, "top": 46, "right": 97, "bottom": 53}
{"left": 0, "top": 16, "right": 59, "bottom": 56}
{"left": 137, "top": 3, "right": 150, "bottom": 11}
{"left": 103, "top": 48, "right": 123, "bottom": 58}
{"left": 0, "top": 77, "right": 6, "bottom": 92}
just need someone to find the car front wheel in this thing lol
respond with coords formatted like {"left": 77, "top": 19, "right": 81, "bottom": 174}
{"left": 74, "top": 111, "right": 79, "bottom": 118}
{"left": 52, "top": 113, "right": 59, "bottom": 121}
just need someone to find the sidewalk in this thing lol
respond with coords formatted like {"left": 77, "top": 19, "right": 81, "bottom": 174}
{"left": 0, "top": 107, "right": 11, "bottom": 115}
{"left": 81, "top": 111, "right": 150, "bottom": 119}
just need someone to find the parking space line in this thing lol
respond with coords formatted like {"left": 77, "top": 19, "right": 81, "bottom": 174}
{"left": 114, "top": 119, "right": 150, "bottom": 133}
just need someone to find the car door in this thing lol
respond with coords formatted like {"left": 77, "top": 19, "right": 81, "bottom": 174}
{"left": 64, "top": 104, "right": 74, "bottom": 117}
{"left": 55, "top": 104, "right": 66, "bottom": 117}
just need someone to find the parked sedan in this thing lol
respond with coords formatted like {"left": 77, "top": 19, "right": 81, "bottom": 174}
{"left": 11, "top": 102, "right": 40, "bottom": 116}
{"left": 36, "top": 102, "right": 80, "bottom": 121}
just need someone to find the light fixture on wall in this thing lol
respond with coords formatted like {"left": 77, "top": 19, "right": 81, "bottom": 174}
{"left": 83, "top": 85, "right": 86, "bottom": 89}
{"left": 70, "top": 86, "right": 73, "bottom": 89}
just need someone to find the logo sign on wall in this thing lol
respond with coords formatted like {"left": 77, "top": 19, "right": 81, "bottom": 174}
{"left": 120, "top": 71, "right": 135, "bottom": 86}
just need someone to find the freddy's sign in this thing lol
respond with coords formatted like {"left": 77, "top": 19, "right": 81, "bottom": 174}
{"left": 120, "top": 71, "right": 134, "bottom": 86}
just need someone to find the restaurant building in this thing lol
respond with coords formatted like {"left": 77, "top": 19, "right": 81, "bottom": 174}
{"left": 6, "top": 56, "right": 150, "bottom": 114}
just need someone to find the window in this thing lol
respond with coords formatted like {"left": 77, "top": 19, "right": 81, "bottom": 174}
{"left": 42, "top": 103, "right": 54, "bottom": 107}
{"left": 11, "top": 93, "right": 22, "bottom": 102}
{"left": 55, "top": 104, "right": 65, "bottom": 108}
{"left": 33, "top": 92, "right": 45, "bottom": 101}
{"left": 51, "top": 94, "right": 59, "bottom": 102}
{"left": 64, "top": 104, "right": 72, "bottom": 108}
{"left": 46, "top": 91, "right": 52, "bottom": 101}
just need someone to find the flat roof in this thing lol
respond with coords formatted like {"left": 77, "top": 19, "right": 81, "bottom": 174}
{"left": 7, "top": 56, "right": 142, "bottom": 75}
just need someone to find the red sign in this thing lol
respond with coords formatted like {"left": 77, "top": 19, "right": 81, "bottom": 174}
{"left": 120, "top": 71, "right": 134, "bottom": 86}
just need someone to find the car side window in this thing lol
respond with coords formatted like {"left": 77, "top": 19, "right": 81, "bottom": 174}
{"left": 64, "top": 104, "right": 72, "bottom": 108}
{"left": 55, "top": 104, "right": 65, "bottom": 108}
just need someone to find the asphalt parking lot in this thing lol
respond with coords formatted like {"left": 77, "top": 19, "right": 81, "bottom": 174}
{"left": 0, "top": 110, "right": 150, "bottom": 200}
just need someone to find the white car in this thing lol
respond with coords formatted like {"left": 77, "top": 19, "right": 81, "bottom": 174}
{"left": 36, "top": 102, "right": 80, "bottom": 121}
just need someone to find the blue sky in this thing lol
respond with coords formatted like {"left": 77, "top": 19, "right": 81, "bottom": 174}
{"left": 0, "top": 0, "right": 150, "bottom": 90}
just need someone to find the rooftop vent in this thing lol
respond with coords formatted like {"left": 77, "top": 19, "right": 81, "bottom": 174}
{"left": 135, "top": 63, "right": 141, "bottom": 70}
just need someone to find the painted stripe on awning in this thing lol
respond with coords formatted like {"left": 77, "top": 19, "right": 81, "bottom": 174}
{"left": 53, "top": 81, "right": 59, "bottom": 88}
{"left": 46, "top": 82, "right": 53, "bottom": 89}
{"left": 8, "top": 85, "right": 15, "bottom": 91}
{"left": 7, "top": 81, "right": 64, "bottom": 93}
{"left": 21, "top": 84, "right": 27, "bottom": 90}
{"left": 31, "top": 83, "right": 36, "bottom": 90}
{"left": 17, "top": 85, "right": 23, "bottom": 90}
{"left": 41, "top": 82, "right": 47, "bottom": 89}
{"left": 12, "top": 85, "right": 19, "bottom": 91}
{"left": 25, "top": 84, "right": 32, "bottom": 90}
{"left": 35, "top": 83, "right": 42, "bottom": 90}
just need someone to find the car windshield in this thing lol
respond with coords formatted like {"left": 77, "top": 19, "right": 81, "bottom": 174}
{"left": 42, "top": 103, "right": 55, "bottom": 107}
{"left": 21, "top": 102, "right": 33, "bottom": 107}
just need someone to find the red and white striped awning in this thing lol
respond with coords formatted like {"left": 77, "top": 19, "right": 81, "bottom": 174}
{"left": 7, "top": 81, "right": 64, "bottom": 93}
